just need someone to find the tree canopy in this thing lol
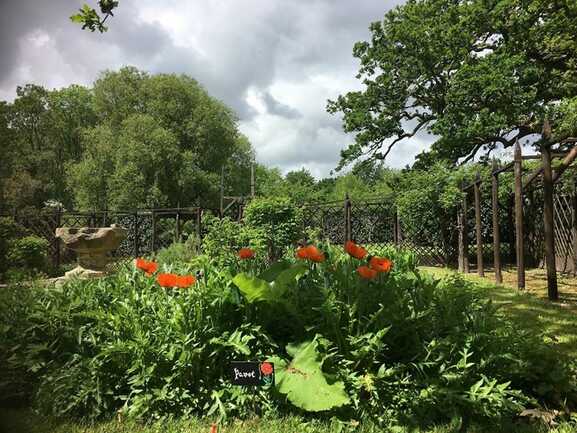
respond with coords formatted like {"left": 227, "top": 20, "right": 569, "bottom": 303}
{"left": 328, "top": 0, "right": 577, "bottom": 169}
{"left": 0, "top": 67, "right": 253, "bottom": 212}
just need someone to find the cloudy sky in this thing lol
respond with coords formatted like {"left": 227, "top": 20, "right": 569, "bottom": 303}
{"left": 0, "top": 0, "right": 434, "bottom": 177}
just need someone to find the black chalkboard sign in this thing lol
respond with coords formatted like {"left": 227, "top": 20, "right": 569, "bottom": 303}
{"left": 230, "top": 361, "right": 274, "bottom": 386}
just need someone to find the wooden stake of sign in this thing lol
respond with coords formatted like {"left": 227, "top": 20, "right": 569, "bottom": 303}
{"left": 514, "top": 141, "right": 525, "bottom": 289}
{"left": 474, "top": 173, "right": 484, "bottom": 277}
{"left": 492, "top": 160, "right": 502, "bottom": 284}
{"left": 542, "top": 143, "right": 559, "bottom": 300}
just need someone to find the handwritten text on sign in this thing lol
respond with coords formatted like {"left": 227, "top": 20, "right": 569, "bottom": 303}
{"left": 230, "top": 361, "right": 274, "bottom": 386}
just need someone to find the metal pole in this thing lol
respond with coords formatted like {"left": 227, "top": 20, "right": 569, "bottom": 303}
{"left": 492, "top": 160, "right": 502, "bottom": 284}
{"left": 220, "top": 166, "right": 224, "bottom": 217}
{"left": 151, "top": 210, "right": 156, "bottom": 253}
{"left": 514, "top": 141, "right": 525, "bottom": 289}
{"left": 250, "top": 163, "right": 255, "bottom": 198}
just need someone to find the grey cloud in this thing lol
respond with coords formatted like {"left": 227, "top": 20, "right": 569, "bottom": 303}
{"left": 262, "top": 91, "right": 301, "bottom": 118}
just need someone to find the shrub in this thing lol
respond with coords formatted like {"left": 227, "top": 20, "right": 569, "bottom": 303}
{"left": 243, "top": 197, "right": 303, "bottom": 259}
{"left": 0, "top": 217, "right": 30, "bottom": 276}
{"left": 154, "top": 235, "right": 201, "bottom": 264}
{"left": 7, "top": 236, "right": 49, "bottom": 271}
{"left": 201, "top": 214, "right": 266, "bottom": 265}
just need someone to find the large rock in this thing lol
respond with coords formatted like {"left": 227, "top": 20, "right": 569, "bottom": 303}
{"left": 55, "top": 224, "right": 127, "bottom": 279}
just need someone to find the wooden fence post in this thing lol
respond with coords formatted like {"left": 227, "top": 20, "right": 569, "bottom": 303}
{"left": 541, "top": 143, "right": 559, "bottom": 300}
{"left": 151, "top": 210, "right": 156, "bottom": 253}
{"left": 344, "top": 194, "right": 352, "bottom": 242}
{"left": 474, "top": 172, "right": 484, "bottom": 277}
{"left": 492, "top": 160, "right": 502, "bottom": 284}
{"left": 53, "top": 208, "right": 62, "bottom": 268}
{"left": 133, "top": 211, "right": 139, "bottom": 258}
{"left": 514, "top": 141, "right": 525, "bottom": 289}
{"left": 175, "top": 208, "right": 181, "bottom": 243}
{"left": 196, "top": 207, "right": 202, "bottom": 241}
{"left": 393, "top": 208, "right": 399, "bottom": 246}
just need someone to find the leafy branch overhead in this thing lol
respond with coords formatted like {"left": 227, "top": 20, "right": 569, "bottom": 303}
{"left": 328, "top": 0, "right": 577, "bottom": 169}
{"left": 70, "top": 0, "right": 119, "bottom": 32}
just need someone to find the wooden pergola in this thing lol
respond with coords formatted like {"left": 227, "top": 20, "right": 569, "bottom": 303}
{"left": 459, "top": 132, "right": 577, "bottom": 301}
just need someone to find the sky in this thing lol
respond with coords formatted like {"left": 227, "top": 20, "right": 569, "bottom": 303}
{"left": 0, "top": 0, "right": 435, "bottom": 178}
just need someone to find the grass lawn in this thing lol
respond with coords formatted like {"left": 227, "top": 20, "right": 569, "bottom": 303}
{"left": 3, "top": 266, "right": 577, "bottom": 433}
{"left": 421, "top": 266, "right": 577, "bottom": 358}
{"left": 1, "top": 408, "right": 576, "bottom": 433}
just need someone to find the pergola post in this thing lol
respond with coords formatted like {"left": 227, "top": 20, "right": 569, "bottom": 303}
{"left": 514, "top": 141, "right": 525, "bottom": 289}
{"left": 541, "top": 142, "right": 559, "bottom": 300}
{"left": 462, "top": 184, "right": 470, "bottom": 273}
{"left": 492, "top": 160, "right": 502, "bottom": 284}
{"left": 474, "top": 172, "right": 484, "bottom": 277}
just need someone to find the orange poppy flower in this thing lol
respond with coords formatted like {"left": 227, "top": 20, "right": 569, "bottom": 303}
{"left": 157, "top": 273, "right": 178, "bottom": 287}
{"left": 175, "top": 275, "right": 196, "bottom": 288}
{"left": 369, "top": 256, "right": 393, "bottom": 273}
{"left": 345, "top": 241, "right": 367, "bottom": 260}
{"left": 135, "top": 258, "right": 158, "bottom": 276}
{"left": 238, "top": 248, "right": 255, "bottom": 259}
{"left": 296, "top": 245, "right": 325, "bottom": 262}
{"left": 357, "top": 265, "right": 378, "bottom": 280}
{"left": 296, "top": 246, "right": 309, "bottom": 260}
{"left": 157, "top": 273, "right": 197, "bottom": 288}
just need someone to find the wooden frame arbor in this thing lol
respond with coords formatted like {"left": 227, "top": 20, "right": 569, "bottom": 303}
{"left": 459, "top": 141, "right": 577, "bottom": 301}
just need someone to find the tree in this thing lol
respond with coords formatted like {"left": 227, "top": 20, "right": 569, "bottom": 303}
{"left": 328, "top": 0, "right": 577, "bottom": 168}
{"left": 70, "top": 1, "right": 119, "bottom": 33}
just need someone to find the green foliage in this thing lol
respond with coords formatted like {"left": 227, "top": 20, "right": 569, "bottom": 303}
{"left": 70, "top": 1, "right": 119, "bottom": 33}
{"left": 7, "top": 236, "right": 49, "bottom": 270}
{"left": 0, "top": 217, "right": 31, "bottom": 277}
{"left": 271, "top": 338, "right": 351, "bottom": 412}
{"left": 243, "top": 197, "right": 303, "bottom": 258}
{"left": 154, "top": 236, "right": 201, "bottom": 265}
{"left": 1, "top": 241, "right": 575, "bottom": 427}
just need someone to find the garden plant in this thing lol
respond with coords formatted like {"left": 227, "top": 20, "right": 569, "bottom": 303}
{"left": 1, "top": 235, "right": 576, "bottom": 431}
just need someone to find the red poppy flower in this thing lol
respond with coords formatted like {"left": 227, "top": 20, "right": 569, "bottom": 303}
{"left": 135, "top": 258, "right": 158, "bottom": 276}
{"left": 308, "top": 250, "right": 326, "bottom": 263}
{"left": 260, "top": 362, "right": 273, "bottom": 376}
{"left": 238, "top": 248, "right": 255, "bottom": 260}
{"left": 345, "top": 241, "right": 367, "bottom": 260}
{"left": 357, "top": 265, "right": 378, "bottom": 280}
{"left": 369, "top": 256, "right": 393, "bottom": 273}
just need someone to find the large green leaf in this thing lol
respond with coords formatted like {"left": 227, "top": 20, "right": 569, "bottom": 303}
{"left": 270, "top": 338, "right": 350, "bottom": 412}
{"left": 233, "top": 264, "right": 307, "bottom": 303}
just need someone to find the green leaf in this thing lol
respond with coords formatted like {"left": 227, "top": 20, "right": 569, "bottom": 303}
{"left": 270, "top": 338, "right": 350, "bottom": 412}
{"left": 233, "top": 264, "right": 307, "bottom": 303}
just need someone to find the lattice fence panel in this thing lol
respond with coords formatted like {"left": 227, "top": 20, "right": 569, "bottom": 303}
{"left": 350, "top": 201, "right": 395, "bottom": 246}
{"left": 301, "top": 202, "right": 345, "bottom": 244}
